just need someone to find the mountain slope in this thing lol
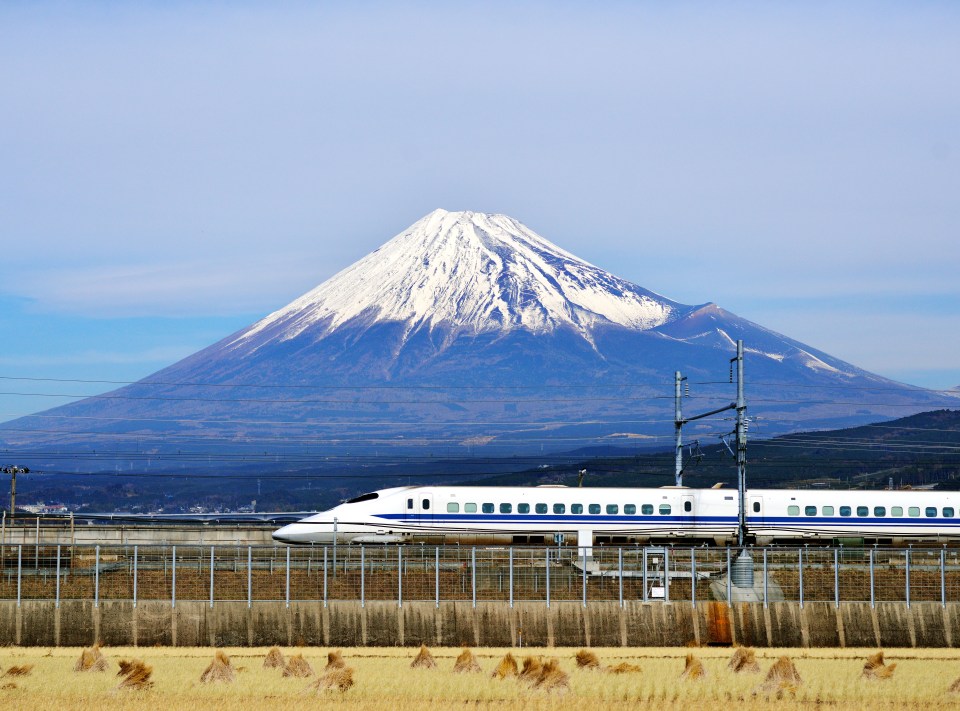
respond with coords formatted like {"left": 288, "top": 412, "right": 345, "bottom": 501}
{"left": 0, "top": 209, "right": 950, "bottom": 464}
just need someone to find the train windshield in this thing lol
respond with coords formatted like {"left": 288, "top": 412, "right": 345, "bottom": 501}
{"left": 346, "top": 492, "right": 380, "bottom": 504}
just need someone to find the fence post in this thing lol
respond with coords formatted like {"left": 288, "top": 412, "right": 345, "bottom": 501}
{"left": 642, "top": 548, "right": 648, "bottom": 603}
{"left": 834, "top": 548, "right": 839, "bottom": 607}
{"left": 509, "top": 547, "right": 514, "bottom": 609}
{"left": 763, "top": 548, "right": 768, "bottom": 608}
{"left": 798, "top": 548, "right": 804, "bottom": 608}
{"left": 726, "top": 547, "right": 732, "bottom": 606}
{"left": 285, "top": 546, "right": 290, "bottom": 608}
{"left": 618, "top": 548, "right": 624, "bottom": 608}
{"left": 16, "top": 545, "right": 21, "bottom": 607}
{"left": 435, "top": 546, "right": 439, "bottom": 608}
{"left": 360, "top": 546, "right": 365, "bottom": 608}
{"left": 581, "top": 545, "right": 587, "bottom": 608}
{"left": 323, "top": 547, "right": 328, "bottom": 608}
{"left": 471, "top": 547, "right": 476, "bottom": 609}
{"left": 209, "top": 545, "right": 215, "bottom": 608}
{"left": 905, "top": 548, "right": 911, "bottom": 608}
{"left": 55, "top": 544, "right": 61, "bottom": 608}
{"left": 664, "top": 547, "right": 670, "bottom": 604}
{"left": 94, "top": 544, "right": 100, "bottom": 609}
{"left": 398, "top": 546, "right": 403, "bottom": 609}
{"left": 545, "top": 548, "right": 551, "bottom": 609}
{"left": 172, "top": 545, "right": 177, "bottom": 609}
{"left": 247, "top": 546, "right": 252, "bottom": 608}
{"left": 942, "top": 548, "right": 947, "bottom": 608}
{"left": 133, "top": 546, "right": 138, "bottom": 608}
{"left": 869, "top": 548, "right": 875, "bottom": 607}
{"left": 690, "top": 547, "right": 696, "bottom": 608}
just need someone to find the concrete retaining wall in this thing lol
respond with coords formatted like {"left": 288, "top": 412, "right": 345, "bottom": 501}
{"left": 2, "top": 600, "right": 958, "bottom": 647}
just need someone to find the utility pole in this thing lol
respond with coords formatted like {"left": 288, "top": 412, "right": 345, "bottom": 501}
{"left": 674, "top": 371, "right": 687, "bottom": 486}
{"left": 2, "top": 466, "right": 29, "bottom": 523}
{"left": 732, "top": 340, "right": 747, "bottom": 547}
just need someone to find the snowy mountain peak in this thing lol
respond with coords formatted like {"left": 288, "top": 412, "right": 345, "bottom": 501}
{"left": 235, "top": 210, "right": 681, "bottom": 348}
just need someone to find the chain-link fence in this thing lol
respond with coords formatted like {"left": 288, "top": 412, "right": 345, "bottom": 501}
{"left": 2, "top": 543, "right": 959, "bottom": 606}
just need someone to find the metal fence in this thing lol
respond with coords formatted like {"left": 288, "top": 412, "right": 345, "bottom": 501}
{"left": 1, "top": 543, "right": 959, "bottom": 608}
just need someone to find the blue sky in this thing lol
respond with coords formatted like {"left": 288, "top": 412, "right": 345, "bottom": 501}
{"left": 1, "top": 1, "right": 958, "bottom": 421}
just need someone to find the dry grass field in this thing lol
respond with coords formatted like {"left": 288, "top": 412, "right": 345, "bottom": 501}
{"left": 3, "top": 645, "right": 960, "bottom": 710}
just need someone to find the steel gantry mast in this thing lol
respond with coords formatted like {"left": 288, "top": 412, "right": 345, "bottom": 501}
{"left": 673, "top": 340, "right": 748, "bottom": 546}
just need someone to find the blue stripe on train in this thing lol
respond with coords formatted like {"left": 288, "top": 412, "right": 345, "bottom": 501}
{"left": 375, "top": 513, "right": 960, "bottom": 528}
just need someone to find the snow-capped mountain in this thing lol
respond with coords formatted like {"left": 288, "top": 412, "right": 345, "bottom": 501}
{"left": 233, "top": 209, "right": 682, "bottom": 351}
{"left": 0, "top": 209, "right": 948, "bottom": 460}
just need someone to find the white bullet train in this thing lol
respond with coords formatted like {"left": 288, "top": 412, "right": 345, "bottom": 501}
{"left": 272, "top": 484, "right": 960, "bottom": 549}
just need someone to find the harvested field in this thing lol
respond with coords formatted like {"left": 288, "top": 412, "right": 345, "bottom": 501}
{"left": 1, "top": 646, "right": 960, "bottom": 710}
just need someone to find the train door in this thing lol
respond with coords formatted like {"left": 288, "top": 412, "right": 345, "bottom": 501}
{"left": 680, "top": 494, "right": 695, "bottom": 537}
{"left": 748, "top": 496, "right": 764, "bottom": 527}
{"left": 417, "top": 493, "right": 434, "bottom": 527}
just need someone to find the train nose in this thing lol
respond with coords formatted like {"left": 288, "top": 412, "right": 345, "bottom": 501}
{"left": 272, "top": 523, "right": 313, "bottom": 544}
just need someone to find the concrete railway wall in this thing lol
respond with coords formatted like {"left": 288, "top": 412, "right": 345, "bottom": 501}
{"left": 2, "top": 600, "right": 957, "bottom": 648}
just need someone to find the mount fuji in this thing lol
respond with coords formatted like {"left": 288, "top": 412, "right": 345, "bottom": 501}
{"left": 0, "top": 209, "right": 947, "bottom": 462}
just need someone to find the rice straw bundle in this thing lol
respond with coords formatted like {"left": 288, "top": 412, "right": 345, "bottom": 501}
{"left": 862, "top": 651, "right": 897, "bottom": 681}
{"left": 199, "top": 651, "right": 235, "bottom": 684}
{"left": 532, "top": 658, "right": 569, "bottom": 693}
{"left": 605, "top": 662, "right": 642, "bottom": 674}
{"left": 519, "top": 656, "right": 543, "bottom": 683}
{"left": 263, "top": 646, "right": 286, "bottom": 669}
{"left": 575, "top": 649, "right": 600, "bottom": 670}
{"left": 411, "top": 644, "right": 437, "bottom": 669}
{"left": 680, "top": 654, "right": 707, "bottom": 680}
{"left": 756, "top": 656, "right": 802, "bottom": 697}
{"left": 2, "top": 665, "right": 33, "bottom": 678}
{"left": 453, "top": 648, "right": 481, "bottom": 674}
{"left": 325, "top": 649, "right": 346, "bottom": 671}
{"left": 74, "top": 643, "right": 109, "bottom": 673}
{"left": 491, "top": 653, "right": 518, "bottom": 680}
{"left": 309, "top": 666, "right": 355, "bottom": 693}
{"left": 728, "top": 646, "right": 761, "bottom": 674}
{"left": 116, "top": 659, "right": 153, "bottom": 691}
{"left": 282, "top": 653, "right": 315, "bottom": 678}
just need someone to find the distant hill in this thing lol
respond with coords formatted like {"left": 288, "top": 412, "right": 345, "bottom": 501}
{"left": 11, "top": 409, "right": 960, "bottom": 514}
{"left": 469, "top": 409, "right": 960, "bottom": 492}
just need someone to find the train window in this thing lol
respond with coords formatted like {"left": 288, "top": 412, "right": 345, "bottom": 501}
{"left": 347, "top": 492, "right": 379, "bottom": 503}
{"left": 422, "top": 499, "right": 430, "bottom": 510}
{"left": 571, "top": 504, "right": 583, "bottom": 514}
{"left": 752, "top": 502, "right": 761, "bottom": 513}
{"left": 684, "top": 500, "right": 692, "bottom": 513}
{"left": 909, "top": 507, "right": 920, "bottom": 517}
{"left": 945, "top": 508, "right": 955, "bottom": 517}
{"left": 822, "top": 506, "right": 834, "bottom": 516}
{"left": 465, "top": 503, "right": 477, "bottom": 513}
{"left": 874, "top": 506, "right": 886, "bottom": 517}
{"left": 857, "top": 506, "right": 868, "bottom": 517}
{"left": 659, "top": 504, "right": 671, "bottom": 515}
{"left": 839, "top": 506, "right": 851, "bottom": 516}
{"left": 926, "top": 507, "right": 938, "bottom": 518}
{"left": 625, "top": 504, "right": 637, "bottom": 515}
{"left": 554, "top": 503, "right": 566, "bottom": 514}
{"left": 805, "top": 506, "right": 817, "bottom": 516}
{"left": 500, "top": 503, "right": 512, "bottom": 514}
{"left": 892, "top": 506, "right": 903, "bottom": 516}
{"left": 536, "top": 503, "right": 548, "bottom": 514}
{"left": 589, "top": 504, "right": 601, "bottom": 514}
{"left": 788, "top": 506, "right": 800, "bottom": 516}
{"left": 482, "top": 503, "right": 494, "bottom": 514}
{"left": 447, "top": 503, "right": 459, "bottom": 513}
{"left": 607, "top": 504, "right": 619, "bottom": 515}
{"left": 407, "top": 498, "right": 414, "bottom": 510}
{"left": 518, "top": 503, "right": 530, "bottom": 514}
{"left": 641, "top": 504, "right": 654, "bottom": 515}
